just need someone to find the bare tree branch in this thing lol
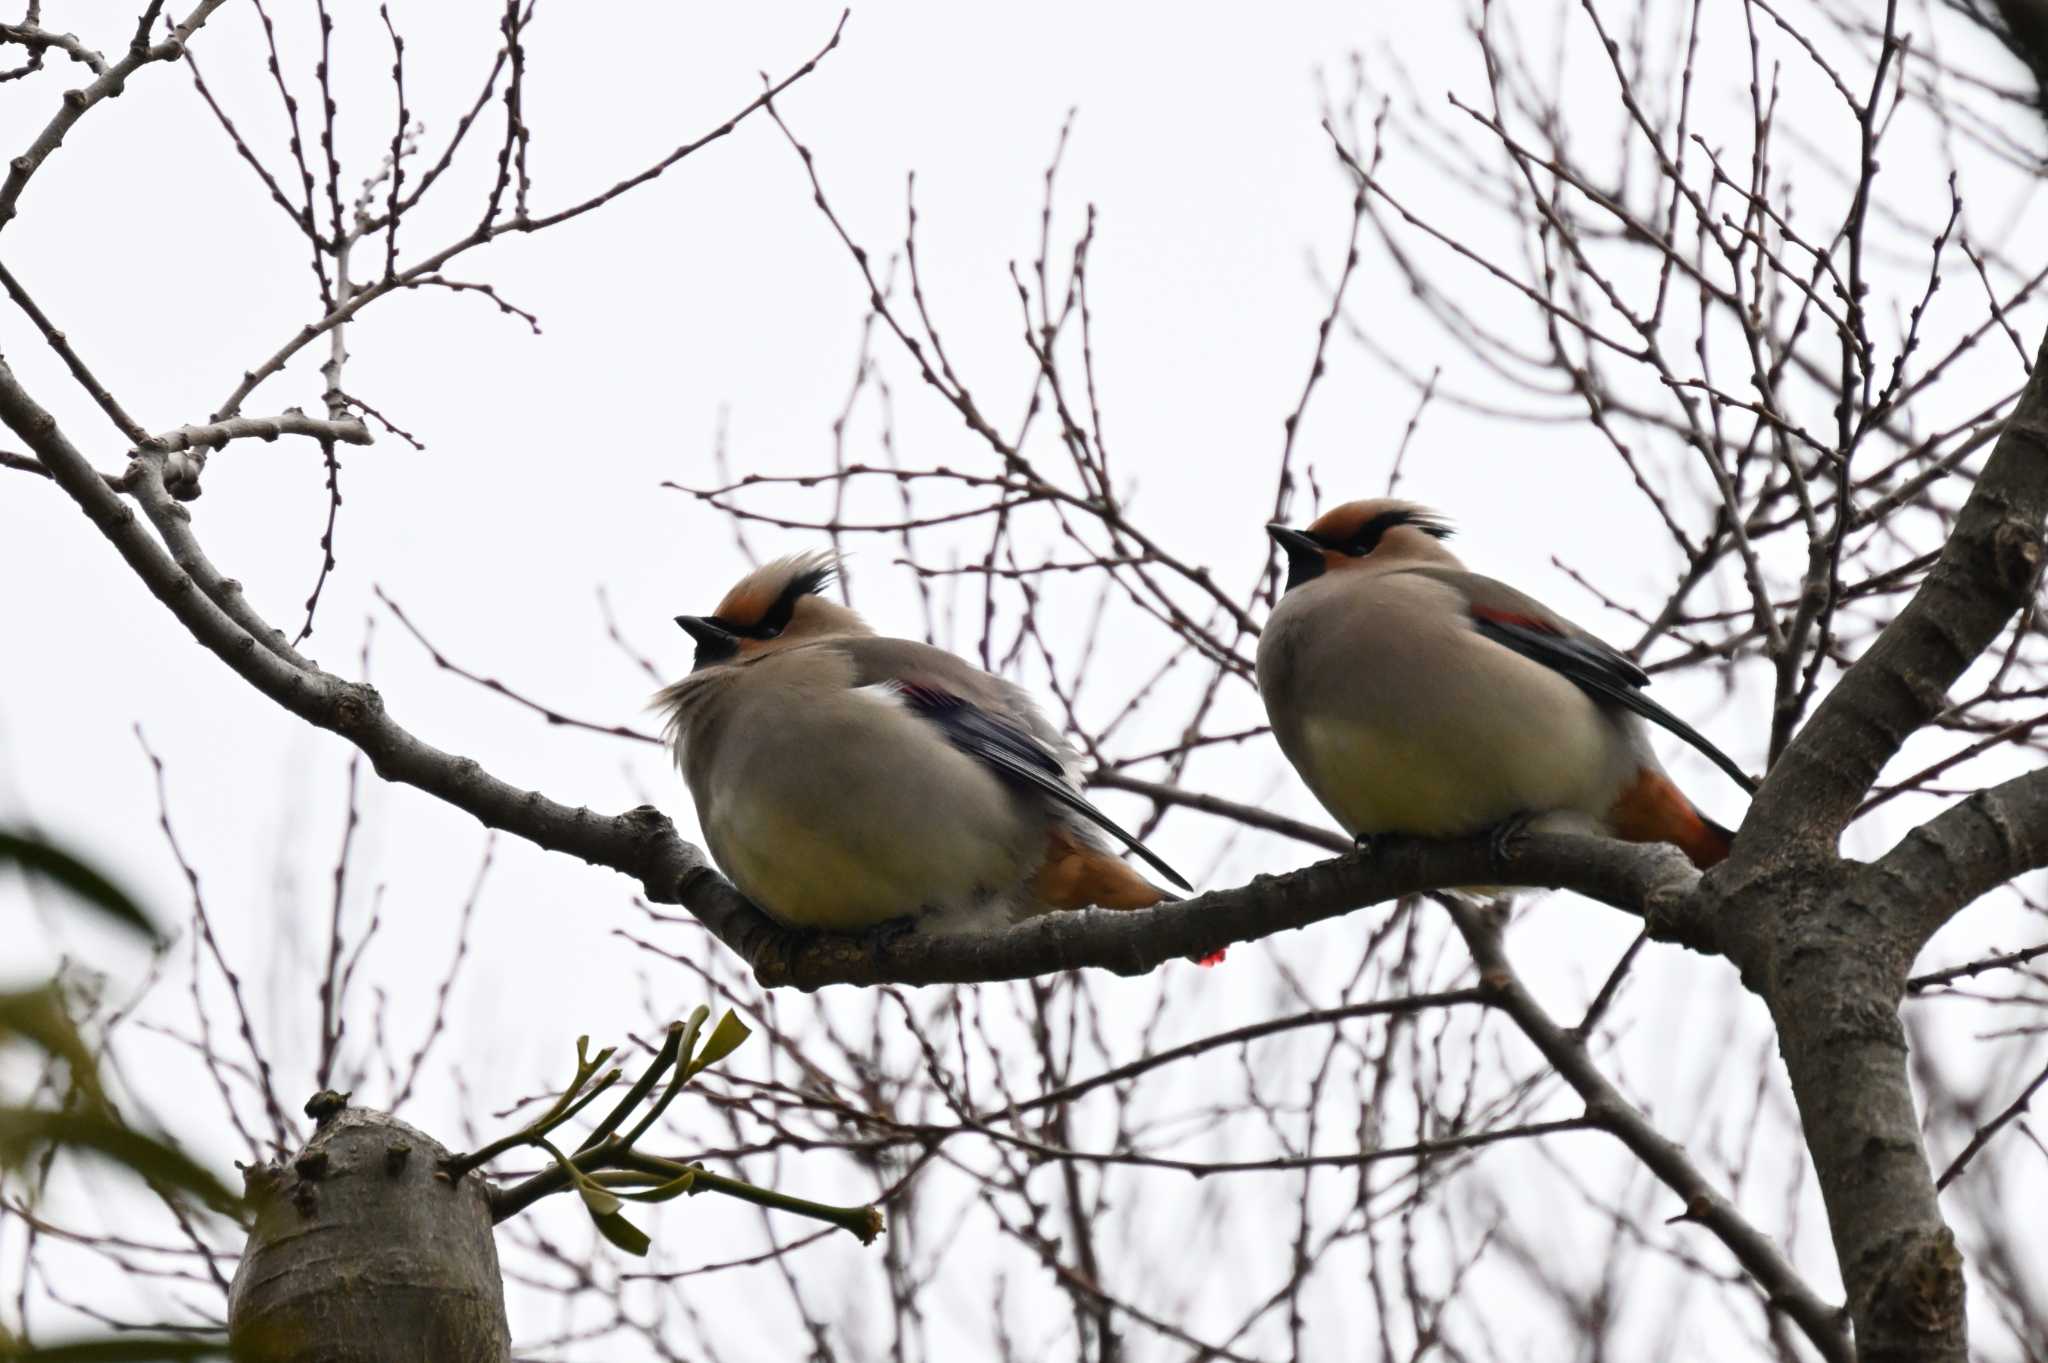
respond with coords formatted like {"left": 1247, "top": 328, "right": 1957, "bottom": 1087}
{"left": 1740, "top": 339, "right": 2048, "bottom": 862}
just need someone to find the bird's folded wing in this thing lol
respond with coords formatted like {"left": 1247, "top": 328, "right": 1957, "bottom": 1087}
{"left": 896, "top": 681, "right": 1192, "bottom": 893}
{"left": 851, "top": 660, "right": 1193, "bottom": 894}
{"left": 1436, "top": 570, "right": 1758, "bottom": 796}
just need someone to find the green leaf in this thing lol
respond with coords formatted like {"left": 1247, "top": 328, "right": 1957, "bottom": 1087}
{"left": 576, "top": 1181, "right": 622, "bottom": 1217}
{"left": 590, "top": 1207, "right": 651, "bottom": 1257}
{"left": 0, "top": 986, "right": 103, "bottom": 1106}
{"left": 0, "top": 1109, "right": 242, "bottom": 1219}
{"left": 617, "top": 1166, "right": 697, "bottom": 1203}
{"left": 551, "top": 1139, "right": 653, "bottom": 1256}
{"left": 573, "top": 1022, "right": 685, "bottom": 1155}
{"left": 672, "top": 1005, "right": 711, "bottom": 1074}
{"left": 0, "top": 1336, "right": 228, "bottom": 1361}
{"left": 546, "top": 1068, "right": 622, "bottom": 1134}
{"left": 529, "top": 1040, "right": 618, "bottom": 1135}
{"left": 0, "top": 829, "right": 161, "bottom": 943}
{"left": 683, "top": 1010, "right": 751, "bottom": 1079}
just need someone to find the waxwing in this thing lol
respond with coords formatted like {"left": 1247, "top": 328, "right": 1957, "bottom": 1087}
{"left": 655, "top": 553, "right": 1192, "bottom": 932}
{"left": 1256, "top": 500, "right": 1753, "bottom": 868}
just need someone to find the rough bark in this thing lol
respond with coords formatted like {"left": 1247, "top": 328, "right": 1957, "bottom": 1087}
{"left": 1697, "top": 852, "right": 1968, "bottom": 1363}
{"left": 229, "top": 1100, "right": 509, "bottom": 1363}
{"left": 1871, "top": 766, "right": 2048, "bottom": 950}
{"left": 1760, "top": 903, "right": 1964, "bottom": 1363}
{"left": 1443, "top": 895, "right": 1854, "bottom": 1360}
{"left": 1698, "top": 331, "right": 2048, "bottom": 1362}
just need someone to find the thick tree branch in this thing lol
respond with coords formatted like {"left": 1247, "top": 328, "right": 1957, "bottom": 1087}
{"left": 701, "top": 828, "right": 1702, "bottom": 990}
{"left": 0, "top": 349, "right": 1713, "bottom": 993}
{"left": 1745, "top": 912, "right": 1969, "bottom": 1362}
{"left": 145, "top": 412, "right": 371, "bottom": 456}
{"left": 1741, "top": 329, "right": 2048, "bottom": 858}
{"left": 1869, "top": 766, "right": 2048, "bottom": 951}
{"left": 1705, "top": 343, "right": 2048, "bottom": 1359}
{"left": 1440, "top": 895, "right": 1852, "bottom": 1362}
{"left": 133, "top": 413, "right": 373, "bottom": 500}
{"left": 121, "top": 449, "right": 314, "bottom": 669}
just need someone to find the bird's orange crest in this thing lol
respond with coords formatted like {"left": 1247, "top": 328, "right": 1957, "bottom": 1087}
{"left": 712, "top": 551, "right": 837, "bottom": 631}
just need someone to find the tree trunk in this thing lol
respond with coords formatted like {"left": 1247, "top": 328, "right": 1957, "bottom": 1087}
{"left": 229, "top": 1099, "right": 510, "bottom": 1363}
{"left": 1715, "top": 860, "right": 1969, "bottom": 1363}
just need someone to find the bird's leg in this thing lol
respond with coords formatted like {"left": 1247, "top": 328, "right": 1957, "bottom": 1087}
{"left": 1488, "top": 812, "right": 1535, "bottom": 872}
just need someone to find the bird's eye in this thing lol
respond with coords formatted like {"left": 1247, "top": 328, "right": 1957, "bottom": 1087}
{"left": 1342, "top": 511, "right": 1411, "bottom": 557}
{"left": 753, "top": 584, "right": 806, "bottom": 638}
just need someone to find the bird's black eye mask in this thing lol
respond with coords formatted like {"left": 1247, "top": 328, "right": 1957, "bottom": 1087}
{"left": 674, "top": 616, "right": 742, "bottom": 670}
{"left": 1269, "top": 510, "right": 1453, "bottom": 592}
{"left": 675, "top": 561, "right": 838, "bottom": 670}
{"left": 1332, "top": 509, "right": 1454, "bottom": 556}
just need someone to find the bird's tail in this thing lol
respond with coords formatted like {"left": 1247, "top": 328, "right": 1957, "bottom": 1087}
{"left": 1607, "top": 768, "right": 1734, "bottom": 870}
{"left": 1693, "top": 813, "right": 1737, "bottom": 869}
{"left": 1032, "top": 827, "right": 1173, "bottom": 911}
{"left": 1030, "top": 829, "right": 1226, "bottom": 966}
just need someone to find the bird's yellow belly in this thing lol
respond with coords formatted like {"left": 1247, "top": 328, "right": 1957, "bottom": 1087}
{"left": 1298, "top": 714, "right": 1605, "bottom": 838}
{"left": 709, "top": 798, "right": 1028, "bottom": 931}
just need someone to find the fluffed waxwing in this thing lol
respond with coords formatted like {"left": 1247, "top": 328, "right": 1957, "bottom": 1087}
{"left": 1257, "top": 500, "right": 1754, "bottom": 869}
{"left": 655, "top": 553, "right": 1193, "bottom": 933}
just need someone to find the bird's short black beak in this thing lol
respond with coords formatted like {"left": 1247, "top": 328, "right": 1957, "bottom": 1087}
{"left": 675, "top": 614, "right": 741, "bottom": 670}
{"left": 1266, "top": 524, "right": 1326, "bottom": 591}
{"left": 673, "top": 615, "right": 730, "bottom": 648}
{"left": 1266, "top": 524, "right": 1321, "bottom": 557}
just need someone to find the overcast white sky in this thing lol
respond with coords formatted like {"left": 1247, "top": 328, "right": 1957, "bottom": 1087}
{"left": 4, "top": 1, "right": 2045, "bottom": 1358}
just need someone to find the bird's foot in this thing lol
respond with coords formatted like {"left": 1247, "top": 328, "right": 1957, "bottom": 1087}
{"left": 744, "top": 918, "right": 819, "bottom": 989}
{"left": 1488, "top": 813, "right": 1535, "bottom": 872}
{"left": 862, "top": 914, "right": 920, "bottom": 972}
{"left": 1352, "top": 831, "right": 1377, "bottom": 858}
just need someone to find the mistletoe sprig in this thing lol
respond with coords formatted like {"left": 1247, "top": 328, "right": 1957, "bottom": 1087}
{"left": 452, "top": 1006, "right": 883, "bottom": 1255}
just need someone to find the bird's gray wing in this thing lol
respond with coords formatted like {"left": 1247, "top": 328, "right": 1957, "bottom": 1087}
{"left": 833, "top": 638, "right": 1193, "bottom": 892}
{"left": 1420, "top": 568, "right": 1757, "bottom": 795}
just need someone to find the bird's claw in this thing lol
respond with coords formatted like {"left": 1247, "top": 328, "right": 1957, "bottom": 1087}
{"left": 1488, "top": 813, "right": 1534, "bottom": 871}
{"left": 741, "top": 917, "right": 818, "bottom": 989}
{"left": 863, "top": 914, "right": 920, "bottom": 970}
